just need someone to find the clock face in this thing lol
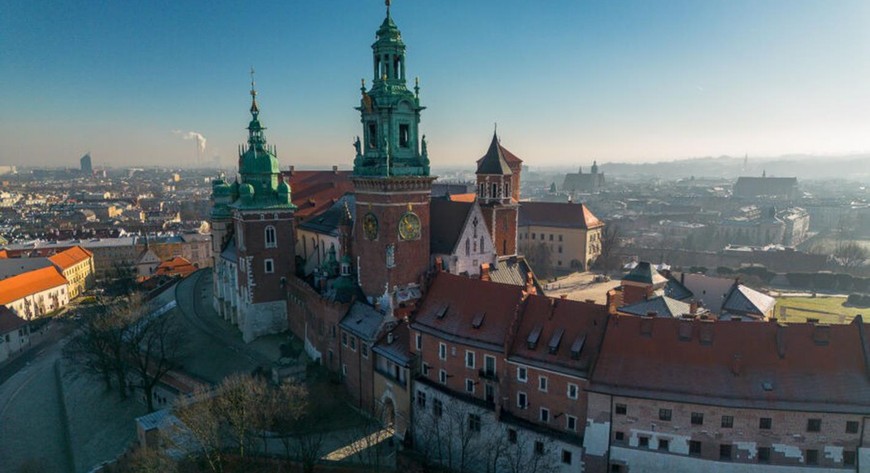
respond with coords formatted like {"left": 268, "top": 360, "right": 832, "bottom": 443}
{"left": 363, "top": 213, "right": 379, "bottom": 240}
{"left": 398, "top": 212, "right": 421, "bottom": 241}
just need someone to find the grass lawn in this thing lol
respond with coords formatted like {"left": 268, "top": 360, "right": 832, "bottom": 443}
{"left": 775, "top": 296, "right": 867, "bottom": 324}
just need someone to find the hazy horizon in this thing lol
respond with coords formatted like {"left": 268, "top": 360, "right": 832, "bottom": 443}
{"left": 3, "top": 0, "right": 870, "bottom": 168}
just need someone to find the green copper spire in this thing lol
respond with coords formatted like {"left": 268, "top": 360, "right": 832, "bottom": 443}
{"left": 353, "top": 2, "right": 429, "bottom": 177}
{"left": 230, "top": 70, "right": 296, "bottom": 211}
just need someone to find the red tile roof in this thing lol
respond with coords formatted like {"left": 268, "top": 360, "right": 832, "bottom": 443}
{"left": 155, "top": 256, "right": 197, "bottom": 278}
{"left": 0, "top": 266, "right": 68, "bottom": 306}
{"left": 283, "top": 170, "right": 355, "bottom": 220}
{"left": 519, "top": 202, "right": 604, "bottom": 229}
{"left": 590, "top": 316, "right": 870, "bottom": 412}
{"left": 0, "top": 306, "right": 27, "bottom": 334}
{"left": 412, "top": 272, "right": 526, "bottom": 351}
{"left": 47, "top": 246, "right": 93, "bottom": 271}
{"left": 510, "top": 295, "right": 609, "bottom": 377}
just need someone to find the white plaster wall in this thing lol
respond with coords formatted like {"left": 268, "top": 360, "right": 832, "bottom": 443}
{"left": 446, "top": 204, "right": 497, "bottom": 277}
{"left": 858, "top": 447, "right": 870, "bottom": 473}
{"left": 583, "top": 419, "right": 611, "bottom": 457}
{"left": 611, "top": 446, "right": 848, "bottom": 473}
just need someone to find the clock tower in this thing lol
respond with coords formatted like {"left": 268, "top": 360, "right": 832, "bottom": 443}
{"left": 353, "top": 3, "right": 434, "bottom": 304}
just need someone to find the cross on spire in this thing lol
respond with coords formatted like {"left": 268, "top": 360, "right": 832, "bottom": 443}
{"left": 249, "top": 67, "right": 259, "bottom": 116}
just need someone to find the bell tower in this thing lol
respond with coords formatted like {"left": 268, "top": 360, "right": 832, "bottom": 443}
{"left": 353, "top": 2, "right": 434, "bottom": 304}
{"left": 476, "top": 131, "right": 519, "bottom": 257}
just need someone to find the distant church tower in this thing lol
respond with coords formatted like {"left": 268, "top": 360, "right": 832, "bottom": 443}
{"left": 352, "top": 3, "right": 434, "bottom": 304}
{"left": 211, "top": 74, "right": 297, "bottom": 342}
{"left": 476, "top": 132, "right": 519, "bottom": 257}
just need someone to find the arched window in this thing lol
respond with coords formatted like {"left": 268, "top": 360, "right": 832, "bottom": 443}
{"left": 265, "top": 226, "right": 277, "bottom": 248}
{"left": 465, "top": 238, "right": 470, "bottom": 256}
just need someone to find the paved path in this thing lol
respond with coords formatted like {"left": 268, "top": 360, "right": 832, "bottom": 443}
{"left": 0, "top": 335, "right": 71, "bottom": 472}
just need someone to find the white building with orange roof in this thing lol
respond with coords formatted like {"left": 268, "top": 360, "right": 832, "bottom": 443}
{"left": 47, "top": 245, "right": 95, "bottom": 299}
{"left": 0, "top": 266, "right": 69, "bottom": 319}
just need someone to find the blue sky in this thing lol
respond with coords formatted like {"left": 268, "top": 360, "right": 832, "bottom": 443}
{"left": 2, "top": 0, "right": 869, "bottom": 169}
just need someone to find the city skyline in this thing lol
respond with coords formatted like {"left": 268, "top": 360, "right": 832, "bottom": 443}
{"left": 2, "top": 0, "right": 870, "bottom": 168}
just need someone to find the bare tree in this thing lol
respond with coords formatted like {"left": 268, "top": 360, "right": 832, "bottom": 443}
{"left": 171, "top": 388, "right": 224, "bottom": 473}
{"left": 64, "top": 298, "right": 131, "bottom": 400}
{"left": 126, "top": 310, "right": 186, "bottom": 412}
{"left": 834, "top": 241, "right": 868, "bottom": 269}
{"left": 594, "top": 224, "right": 623, "bottom": 272}
{"left": 521, "top": 242, "right": 553, "bottom": 279}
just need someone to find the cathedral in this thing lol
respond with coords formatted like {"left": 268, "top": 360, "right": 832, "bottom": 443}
{"left": 211, "top": 4, "right": 535, "bottom": 343}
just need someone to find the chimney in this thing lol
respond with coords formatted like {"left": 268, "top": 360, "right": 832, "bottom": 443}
{"left": 731, "top": 353, "right": 742, "bottom": 376}
{"left": 561, "top": 294, "right": 567, "bottom": 300}
{"left": 680, "top": 272, "right": 685, "bottom": 285}
{"left": 480, "top": 263, "right": 491, "bottom": 281}
{"left": 288, "top": 165, "right": 295, "bottom": 175}
{"left": 333, "top": 165, "right": 339, "bottom": 174}
{"left": 434, "top": 256, "right": 444, "bottom": 272}
{"left": 606, "top": 289, "right": 621, "bottom": 315}
{"left": 689, "top": 301, "right": 698, "bottom": 315}
{"left": 812, "top": 324, "right": 830, "bottom": 345}
{"left": 646, "top": 311, "right": 658, "bottom": 318}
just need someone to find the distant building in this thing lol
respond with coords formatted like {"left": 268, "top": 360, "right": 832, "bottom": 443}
{"left": 518, "top": 201, "right": 605, "bottom": 272}
{"left": 47, "top": 246, "right": 95, "bottom": 299}
{"left": 733, "top": 175, "right": 798, "bottom": 200}
{"left": 561, "top": 161, "right": 605, "bottom": 192}
{"left": 80, "top": 153, "right": 93, "bottom": 175}
{"left": 0, "top": 266, "right": 69, "bottom": 319}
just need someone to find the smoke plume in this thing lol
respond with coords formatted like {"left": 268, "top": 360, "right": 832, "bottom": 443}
{"left": 172, "top": 130, "right": 207, "bottom": 153}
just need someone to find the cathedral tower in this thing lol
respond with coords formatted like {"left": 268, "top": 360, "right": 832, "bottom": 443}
{"left": 227, "top": 74, "right": 297, "bottom": 341}
{"left": 353, "top": 3, "right": 434, "bottom": 304}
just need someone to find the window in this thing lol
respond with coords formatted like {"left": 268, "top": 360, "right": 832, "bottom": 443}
{"left": 349, "top": 337, "right": 356, "bottom": 351}
{"left": 415, "top": 333, "right": 422, "bottom": 351}
{"left": 549, "top": 234, "right": 554, "bottom": 241}
{"left": 439, "top": 369, "right": 447, "bottom": 384}
{"left": 844, "top": 450, "right": 856, "bottom": 466}
{"left": 534, "top": 441, "right": 545, "bottom": 456}
{"left": 721, "top": 415, "right": 734, "bottom": 428}
{"left": 265, "top": 226, "right": 276, "bottom": 248}
{"left": 483, "top": 355, "right": 496, "bottom": 376}
{"left": 566, "top": 415, "right": 577, "bottom": 431}
{"left": 562, "top": 450, "right": 573, "bottom": 465}
{"left": 559, "top": 235, "right": 563, "bottom": 242}
{"left": 416, "top": 391, "right": 426, "bottom": 408}
{"left": 807, "top": 418, "right": 821, "bottom": 432}
{"left": 558, "top": 246, "right": 563, "bottom": 253}
{"left": 615, "top": 403, "right": 627, "bottom": 415}
{"left": 538, "top": 376, "right": 548, "bottom": 392}
{"left": 659, "top": 409, "right": 672, "bottom": 421}
{"left": 567, "top": 383, "right": 579, "bottom": 400}
{"left": 468, "top": 414, "right": 481, "bottom": 433}
{"left": 658, "top": 439, "right": 669, "bottom": 451}
{"left": 540, "top": 407, "right": 550, "bottom": 423}
{"left": 517, "top": 392, "right": 527, "bottom": 409}
{"left": 465, "top": 351, "right": 475, "bottom": 369}
{"left": 439, "top": 343, "right": 447, "bottom": 360}
{"left": 264, "top": 259, "right": 274, "bottom": 274}
{"left": 757, "top": 447, "right": 770, "bottom": 463}
{"left": 531, "top": 233, "right": 536, "bottom": 240}
{"left": 342, "top": 332, "right": 348, "bottom": 346}
{"left": 638, "top": 436, "right": 649, "bottom": 448}
{"left": 399, "top": 124, "right": 409, "bottom": 148}
{"left": 368, "top": 123, "right": 377, "bottom": 148}
{"left": 508, "top": 428, "right": 517, "bottom": 444}
{"left": 806, "top": 449, "right": 818, "bottom": 465}
{"left": 422, "top": 363, "right": 430, "bottom": 376}
{"left": 465, "top": 378, "right": 475, "bottom": 394}
{"left": 759, "top": 417, "right": 772, "bottom": 430}
{"left": 846, "top": 421, "right": 859, "bottom": 433}
{"left": 719, "top": 444, "right": 732, "bottom": 461}
{"left": 689, "top": 440, "right": 701, "bottom": 456}
{"left": 517, "top": 367, "right": 527, "bottom": 382}
{"left": 611, "top": 465, "right": 623, "bottom": 473}
{"left": 342, "top": 364, "right": 347, "bottom": 375}
{"left": 433, "top": 399, "right": 443, "bottom": 418}
{"left": 691, "top": 412, "right": 704, "bottom": 425}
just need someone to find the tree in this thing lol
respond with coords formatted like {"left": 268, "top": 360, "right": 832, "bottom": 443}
{"left": 64, "top": 298, "right": 131, "bottom": 400}
{"left": 834, "top": 241, "right": 868, "bottom": 270}
{"left": 126, "top": 308, "right": 187, "bottom": 412}
{"left": 593, "top": 224, "right": 623, "bottom": 272}
{"left": 522, "top": 242, "right": 552, "bottom": 279}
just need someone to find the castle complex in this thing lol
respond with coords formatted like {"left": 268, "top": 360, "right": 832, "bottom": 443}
{"left": 210, "top": 5, "right": 870, "bottom": 472}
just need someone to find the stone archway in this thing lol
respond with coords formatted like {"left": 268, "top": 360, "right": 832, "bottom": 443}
{"left": 382, "top": 397, "right": 396, "bottom": 428}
